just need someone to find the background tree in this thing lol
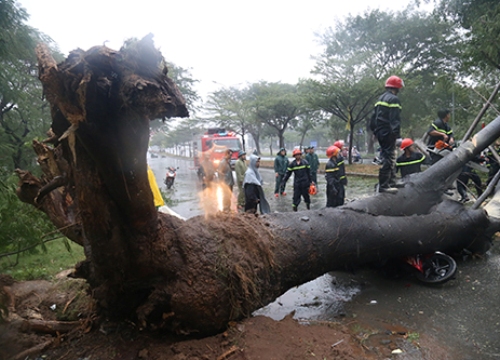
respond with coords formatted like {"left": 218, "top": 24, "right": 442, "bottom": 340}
{"left": 293, "top": 110, "right": 325, "bottom": 150}
{"left": 435, "top": 0, "right": 500, "bottom": 130}
{"left": 0, "top": 0, "right": 64, "bottom": 262}
{"left": 437, "top": 0, "right": 500, "bottom": 71}
{"left": 252, "top": 82, "right": 303, "bottom": 149}
{"left": 302, "top": 77, "right": 379, "bottom": 162}
{"left": 0, "top": 0, "right": 59, "bottom": 171}
{"left": 150, "top": 118, "right": 203, "bottom": 156}
{"left": 166, "top": 62, "right": 200, "bottom": 114}
{"left": 308, "top": 8, "right": 462, "bottom": 155}
{"left": 205, "top": 86, "right": 254, "bottom": 151}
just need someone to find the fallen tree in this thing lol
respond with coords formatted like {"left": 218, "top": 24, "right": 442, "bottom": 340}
{"left": 15, "top": 36, "right": 500, "bottom": 335}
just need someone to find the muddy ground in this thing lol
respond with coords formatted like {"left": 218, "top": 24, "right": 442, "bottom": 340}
{"left": 0, "top": 274, "right": 460, "bottom": 360}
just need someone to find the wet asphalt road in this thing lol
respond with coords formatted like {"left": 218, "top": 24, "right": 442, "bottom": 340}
{"left": 149, "top": 155, "right": 500, "bottom": 359}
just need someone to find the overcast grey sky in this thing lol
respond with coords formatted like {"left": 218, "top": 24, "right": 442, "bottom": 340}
{"left": 19, "top": 0, "right": 423, "bottom": 100}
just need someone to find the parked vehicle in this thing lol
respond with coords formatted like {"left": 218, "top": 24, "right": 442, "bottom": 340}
{"left": 164, "top": 166, "right": 177, "bottom": 189}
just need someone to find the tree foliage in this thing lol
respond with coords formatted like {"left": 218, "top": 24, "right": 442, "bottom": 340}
{"left": 438, "top": 0, "right": 500, "bottom": 71}
{"left": 0, "top": 1, "right": 65, "bottom": 258}
{"left": 205, "top": 86, "right": 256, "bottom": 151}
{"left": 166, "top": 62, "right": 200, "bottom": 113}
{"left": 251, "top": 82, "right": 304, "bottom": 149}
{"left": 0, "top": 0, "right": 57, "bottom": 171}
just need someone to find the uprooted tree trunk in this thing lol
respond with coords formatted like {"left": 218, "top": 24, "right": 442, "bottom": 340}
{"left": 15, "top": 36, "right": 500, "bottom": 335}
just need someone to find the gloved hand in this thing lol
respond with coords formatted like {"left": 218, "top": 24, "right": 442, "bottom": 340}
{"left": 396, "top": 138, "right": 403, "bottom": 147}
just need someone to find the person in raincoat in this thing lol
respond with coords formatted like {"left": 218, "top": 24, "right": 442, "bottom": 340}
{"left": 274, "top": 147, "right": 288, "bottom": 197}
{"left": 243, "top": 154, "right": 270, "bottom": 214}
{"left": 234, "top": 150, "right": 247, "bottom": 210}
{"left": 147, "top": 165, "right": 165, "bottom": 209}
{"left": 305, "top": 146, "right": 320, "bottom": 184}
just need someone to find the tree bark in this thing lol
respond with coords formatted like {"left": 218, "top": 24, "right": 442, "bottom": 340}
{"left": 15, "top": 36, "right": 500, "bottom": 336}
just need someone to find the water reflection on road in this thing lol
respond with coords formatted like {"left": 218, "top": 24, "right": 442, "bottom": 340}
{"left": 148, "top": 154, "right": 375, "bottom": 217}
{"left": 148, "top": 155, "right": 500, "bottom": 359}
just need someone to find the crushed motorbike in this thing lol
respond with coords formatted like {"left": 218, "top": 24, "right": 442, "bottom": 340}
{"left": 401, "top": 251, "right": 457, "bottom": 284}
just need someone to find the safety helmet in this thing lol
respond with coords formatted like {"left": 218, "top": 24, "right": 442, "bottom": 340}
{"left": 333, "top": 140, "right": 344, "bottom": 149}
{"left": 292, "top": 148, "right": 302, "bottom": 156}
{"left": 308, "top": 183, "right": 317, "bottom": 195}
{"left": 385, "top": 75, "right": 404, "bottom": 89}
{"left": 326, "top": 145, "right": 340, "bottom": 158}
{"left": 400, "top": 138, "right": 413, "bottom": 150}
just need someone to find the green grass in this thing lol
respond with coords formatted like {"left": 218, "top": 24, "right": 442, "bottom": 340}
{"left": 0, "top": 239, "right": 85, "bottom": 281}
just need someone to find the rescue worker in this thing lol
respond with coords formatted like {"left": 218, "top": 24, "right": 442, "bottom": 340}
{"left": 243, "top": 154, "right": 270, "bottom": 214}
{"left": 396, "top": 138, "right": 426, "bottom": 178}
{"left": 281, "top": 148, "right": 313, "bottom": 211}
{"left": 369, "top": 75, "right": 404, "bottom": 193}
{"left": 217, "top": 149, "right": 235, "bottom": 212}
{"left": 325, "top": 145, "right": 344, "bottom": 207}
{"left": 274, "top": 147, "right": 289, "bottom": 198}
{"left": 427, "top": 109, "right": 455, "bottom": 164}
{"left": 306, "top": 146, "right": 320, "bottom": 184}
{"left": 234, "top": 150, "right": 247, "bottom": 210}
{"left": 336, "top": 144, "right": 347, "bottom": 193}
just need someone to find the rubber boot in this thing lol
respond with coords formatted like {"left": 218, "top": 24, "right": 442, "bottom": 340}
{"left": 293, "top": 205, "right": 298, "bottom": 212}
{"left": 306, "top": 203, "right": 310, "bottom": 210}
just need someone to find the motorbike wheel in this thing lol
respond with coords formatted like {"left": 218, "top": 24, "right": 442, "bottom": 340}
{"left": 414, "top": 252, "right": 457, "bottom": 284}
{"left": 166, "top": 179, "right": 173, "bottom": 189}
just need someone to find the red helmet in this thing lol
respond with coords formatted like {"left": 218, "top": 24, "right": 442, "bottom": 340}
{"left": 326, "top": 145, "right": 340, "bottom": 158}
{"left": 308, "top": 183, "right": 317, "bottom": 195}
{"left": 292, "top": 148, "right": 302, "bottom": 156}
{"left": 333, "top": 140, "right": 344, "bottom": 149}
{"left": 400, "top": 138, "right": 413, "bottom": 150}
{"left": 385, "top": 75, "right": 404, "bottom": 89}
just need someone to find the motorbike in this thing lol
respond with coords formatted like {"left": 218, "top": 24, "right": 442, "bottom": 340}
{"left": 164, "top": 166, "right": 177, "bottom": 189}
{"left": 402, "top": 251, "right": 457, "bottom": 284}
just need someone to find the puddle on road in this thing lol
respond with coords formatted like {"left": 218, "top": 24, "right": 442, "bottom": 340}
{"left": 253, "top": 273, "right": 361, "bottom": 321}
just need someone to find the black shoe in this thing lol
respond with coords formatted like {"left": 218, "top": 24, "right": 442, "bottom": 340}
{"left": 379, "top": 187, "right": 398, "bottom": 194}
{"left": 293, "top": 206, "right": 298, "bottom": 212}
{"left": 306, "top": 203, "right": 310, "bottom": 210}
